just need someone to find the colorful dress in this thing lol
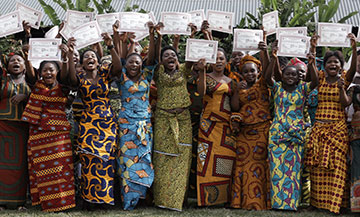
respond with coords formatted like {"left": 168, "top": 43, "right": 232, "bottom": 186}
{"left": 116, "top": 66, "right": 155, "bottom": 210}
{"left": 0, "top": 71, "right": 30, "bottom": 208}
{"left": 77, "top": 65, "right": 117, "bottom": 205}
{"left": 231, "top": 76, "right": 271, "bottom": 210}
{"left": 22, "top": 80, "right": 76, "bottom": 212}
{"left": 305, "top": 70, "right": 350, "bottom": 213}
{"left": 268, "top": 81, "right": 311, "bottom": 210}
{"left": 197, "top": 75, "right": 236, "bottom": 206}
{"left": 152, "top": 64, "right": 192, "bottom": 211}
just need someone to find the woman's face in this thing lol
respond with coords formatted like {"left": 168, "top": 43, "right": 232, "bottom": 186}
{"left": 282, "top": 67, "right": 299, "bottom": 86}
{"left": 325, "top": 56, "right": 342, "bottom": 77}
{"left": 7, "top": 55, "right": 25, "bottom": 75}
{"left": 41, "top": 62, "right": 58, "bottom": 86}
{"left": 231, "top": 51, "right": 245, "bottom": 67}
{"left": 162, "top": 49, "right": 178, "bottom": 71}
{"left": 295, "top": 64, "right": 306, "bottom": 81}
{"left": 125, "top": 55, "right": 142, "bottom": 78}
{"left": 82, "top": 51, "right": 99, "bottom": 71}
{"left": 242, "top": 62, "right": 258, "bottom": 84}
{"left": 73, "top": 49, "right": 80, "bottom": 65}
{"left": 211, "top": 51, "right": 227, "bottom": 73}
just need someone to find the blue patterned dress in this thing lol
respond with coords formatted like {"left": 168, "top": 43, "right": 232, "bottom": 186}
{"left": 268, "top": 81, "right": 311, "bottom": 210}
{"left": 116, "top": 66, "right": 155, "bottom": 210}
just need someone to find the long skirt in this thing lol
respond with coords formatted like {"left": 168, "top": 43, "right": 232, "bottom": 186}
{"left": 231, "top": 121, "right": 270, "bottom": 210}
{"left": 152, "top": 109, "right": 192, "bottom": 211}
{"left": 305, "top": 120, "right": 349, "bottom": 213}
{"left": 27, "top": 128, "right": 76, "bottom": 212}
{"left": 350, "top": 139, "right": 360, "bottom": 212}
{"left": 0, "top": 120, "right": 28, "bottom": 208}
{"left": 197, "top": 118, "right": 236, "bottom": 206}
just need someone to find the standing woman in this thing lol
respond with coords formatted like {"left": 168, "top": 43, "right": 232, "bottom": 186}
{"left": 66, "top": 33, "right": 121, "bottom": 206}
{"left": 197, "top": 48, "right": 236, "bottom": 206}
{"left": 305, "top": 33, "right": 357, "bottom": 214}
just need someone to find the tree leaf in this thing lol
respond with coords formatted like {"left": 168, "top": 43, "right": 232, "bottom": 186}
{"left": 53, "top": 0, "right": 68, "bottom": 11}
{"left": 338, "top": 11, "right": 358, "bottom": 23}
{"left": 92, "top": 0, "right": 104, "bottom": 14}
{"left": 66, "top": 0, "right": 75, "bottom": 10}
{"left": 38, "top": 0, "right": 61, "bottom": 25}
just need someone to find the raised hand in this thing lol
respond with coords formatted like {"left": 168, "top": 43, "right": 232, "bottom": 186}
{"left": 147, "top": 21, "right": 155, "bottom": 35}
{"left": 101, "top": 33, "right": 113, "bottom": 47}
{"left": 271, "top": 40, "right": 278, "bottom": 57}
{"left": 67, "top": 37, "right": 76, "bottom": 53}
{"left": 59, "top": 44, "right": 69, "bottom": 61}
{"left": 113, "top": 20, "right": 119, "bottom": 32}
{"left": 258, "top": 41, "right": 267, "bottom": 51}
{"left": 348, "top": 33, "right": 357, "bottom": 48}
{"left": 189, "top": 23, "right": 197, "bottom": 38}
{"left": 338, "top": 77, "right": 345, "bottom": 89}
{"left": 196, "top": 58, "right": 206, "bottom": 71}
{"left": 22, "top": 44, "right": 30, "bottom": 58}
{"left": 310, "top": 33, "right": 320, "bottom": 49}
{"left": 22, "top": 21, "right": 31, "bottom": 37}
{"left": 155, "top": 22, "right": 164, "bottom": 35}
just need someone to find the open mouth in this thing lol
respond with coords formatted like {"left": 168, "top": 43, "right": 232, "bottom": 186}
{"left": 87, "top": 60, "right": 96, "bottom": 67}
{"left": 167, "top": 59, "right": 176, "bottom": 67}
{"left": 329, "top": 66, "right": 337, "bottom": 71}
{"left": 12, "top": 64, "right": 20, "bottom": 71}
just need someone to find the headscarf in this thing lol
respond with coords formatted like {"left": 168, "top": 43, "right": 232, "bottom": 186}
{"left": 287, "top": 57, "right": 307, "bottom": 71}
{"left": 1, "top": 51, "right": 26, "bottom": 72}
{"left": 238, "top": 55, "right": 262, "bottom": 73}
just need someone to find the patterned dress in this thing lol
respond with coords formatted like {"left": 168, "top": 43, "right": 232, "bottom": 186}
{"left": 22, "top": 80, "right": 76, "bottom": 212}
{"left": 152, "top": 64, "right": 192, "bottom": 211}
{"left": 305, "top": 70, "right": 350, "bottom": 213}
{"left": 77, "top": 66, "right": 117, "bottom": 205}
{"left": 268, "top": 81, "right": 311, "bottom": 210}
{"left": 0, "top": 71, "right": 30, "bottom": 208}
{"left": 197, "top": 75, "right": 236, "bottom": 206}
{"left": 116, "top": 66, "right": 155, "bottom": 210}
{"left": 231, "top": 76, "right": 271, "bottom": 210}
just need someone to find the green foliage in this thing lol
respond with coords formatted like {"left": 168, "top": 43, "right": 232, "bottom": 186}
{"left": 0, "top": 36, "right": 23, "bottom": 56}
{"left": 93, "top": 0, "right": 116, "bottom": 14}
{"left": 38, "top": 0, "right": 61, "bottom": 25}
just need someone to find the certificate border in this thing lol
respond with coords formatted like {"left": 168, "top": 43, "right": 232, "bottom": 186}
{"left": 95, "top": 12, "right": 120, "bottom": 34}
{"left": 189, "top": 10, "right": 205, "bottom": 31}
{"left": 15, "top": 2, "right": 43, "bottom": 30}
{"left": 0, "top": 11, "right": 24, "bottom": 38}
{"left": 277, "top": 35, "right": 310, "bottom": 58}
{"left": 28, "top": 38, "right": 62, "bottom": 61}
{"left": 206, "top": 10, "right": 234, "bottom": 34}
{"left": 70, "top": 21, "right": 103, "bottom": 50}
{"left": 263, "top": 10, "right": 279, "bottom": 35}
{"left": 60, "top": 10, "right": 93, "bottom": 40}
{"left": 276, "top": 27, "right": 308, "bottom": 39}
{"left": 185, "top": 38, "right": 218, "bottom": 64}
{"left": 318, "top": 22, "right": 352, "bottom": 47}
{"left": 160, "top": 12, "right": 192, "bottom": 35}
{"left": 118, "top": 12, "right": 152, "bottom": 32}
{"left": 233, "top": 29, "right": 263, "bottom": 51}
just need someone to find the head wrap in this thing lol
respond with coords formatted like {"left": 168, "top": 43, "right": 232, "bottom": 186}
{"left": 238, "top": 55, "right": 262, "bottom": 73}
{"left": 1, "top": 51, "right": 25, "bottom": 72}
{"left": 287, "top": 57, "right": 307, "bottom": 71}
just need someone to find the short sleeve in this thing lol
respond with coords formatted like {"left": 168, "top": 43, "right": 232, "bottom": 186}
{"left": 143, "top": 64, "right": 156, "bottom": 82}
{"left": 271, "top": 81, "right": 281, "bottom": 96}
{"left": 300, "top": 81, "right": 311, "bottom": 97}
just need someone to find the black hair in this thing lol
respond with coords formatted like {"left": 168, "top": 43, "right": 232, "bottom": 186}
{"left": 80, "top": 49, "right": 101, "bottom": 65}
{"left": 282, "top": 65, "right": 297, "bottom": 74}
{"left": 217, "top": 47, "right": 227, "bottom": 61}
{"left": 160, "top": 46, "right": 179, "bottom": 61}
{"left": 323, "top": 50, "right": 345, "bottom": 68}
{"left": 278, "top": 56, "right": 289, "bottom": 68}
{"left": 38, "top": 61, "right": 61, "bottom": 81}
{"left": 126, "top": 52, "right": 143, "bottom": 62}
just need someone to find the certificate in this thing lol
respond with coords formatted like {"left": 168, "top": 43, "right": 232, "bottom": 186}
{"left": 160, "top": 12, "right": 191, "bottom": 35}
{"left": 28, "top": 38, "right": 62, "bottom": 61}
{"left": 277, "top": 35, "right": 310, "bottom": 58}
{"left": 233, "top": 29, "right": 263, "bottom": 51}
{"left": 189, "top": 10, "right": 205, "bottom": 30}
{"left": 134, "top": 31, "right": 149, "bottom": 42}
{"left": 318, "top": 22, "right": 352, "bottom": 47}
{"left": 263, "top": 10, "right": 279, "bottom": 35}
{"left": 16, "top": 2, "right": 43, "bottom": 29}
{"left": 276, "top": 27, "right": 307, "bottom": 39}
{"left": 45, "top": 25, "right": 59, "bottom": 39}
{"left": 118, "top": 12, "right": 155, "bottom": 32}
{"left": 96, "top": 13, "right": 119, "bottom": 34}
{"left": 207, "top": 10, "right": 234, "bottom": 34}
{"left": 0, "top": 11, "right": 23, "bottom": 38}
{"left": 70, "top": 21, "right": 103, "bottom": 49}
{"left": 185, "top": 39, "right": 218, "bottom": 63}
{"left": 60, "top": 10, "right": 93, "bottom": 40}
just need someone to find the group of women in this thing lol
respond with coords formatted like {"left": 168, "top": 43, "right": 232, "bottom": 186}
{"left": 0, "top": 17, "right": 359, "bottom": 215}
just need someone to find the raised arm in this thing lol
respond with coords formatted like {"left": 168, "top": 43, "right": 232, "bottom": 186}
{"left": 22, "top": 44, "right": 37, "bottom": 85}
{"left": 120, "top": 32, "right": 128, "bottom": 59}
{"left": 346, "top": 33, "right": 358, "bottom": 83}
{"left": 55, "top": 22, "right": 64, "bottom": 39}
{"left": 102, "top": 33, "right": 122, "bottom": 78}
{"left": 196, "top": 59, "right": 207, "bottom": 96}
{"left": 185, "top": 23, "right": 198, "bottom": 70}
{"left": 338, "top": 77, "right": 352, "bottom": 106}
{"left": 22, "top": 21, "right": 32, "bottom": 44}
{"left": 59, "top": 44, "right": 70, "bottom": 84}
{"left": 201, "top": 20, "right": 212, "bottom": 40}
{"left": 91, "top": 42, "right": 104, "bottom": 59}
{"left": 307, "top": 52, "right": 319, "bottom": 90}
{"left": 146, "top": 21, "right": 156, "bottom": 66}
{"left": 259, "top": 29, "right": 269, "bottom": 70}
{"left": 306, "top": 33, "right": 319, "bottom": 82}
{"left": 173, "top": 34, "right": 180, "bottom": 53}
{"left": 112, "top": 20, "right": 121, "bottom": 55}
{"left": 155, "top": 22, "right": 164, "bottom": 63}
{"left": 265, "top": 43, "right": 278, "bottom": 87}
{"left": 67, "top": 37, "right": 79, "bottom": 87}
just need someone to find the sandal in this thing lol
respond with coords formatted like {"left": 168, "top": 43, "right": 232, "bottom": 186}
{"left": 17, "top": 206, "right": 27, "bottom": 211}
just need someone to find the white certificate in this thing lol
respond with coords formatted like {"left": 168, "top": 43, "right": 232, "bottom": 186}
{"left": 134, "top": 31, "right": 149, "bottom": 42}
{"left": 0, "top": 11, "right": 23, "bottom": 38}
{"left": 160, "top": 12, "right": 191, "bottom": 35}
{"left": 277, "top": 35, "right": 310, "bottom": 58}
{"left": 189, "top": 10, "right": 205, "bottom": 31}
{"left": 28, "top": 38, "right": 62, "bottom": 61}
{"left": 185, "top": 39, "right": 218, "bottom": 63}
{"left": 45, "top": 25, "right": 59, "bottom": 39}
{"left": 96, "top": 13, "right": 119, "bottom": 34}
{"left": 16, "top": 2, "right": 43, "bottom": 29}
{"left": 118, "top": 12, "right": 155, "bottom": 32}
{"left": 318, "top": 22, "right": 352, "bottom": 47}
{"left": 70, "top": 21, "right": 103, "bottom": 50}
{"left": 60, "top": 10, "right": 93, "bottom": 40}
{"left": 276, "top": 27, "right": 307, "bottom": 39}
{"left": 207, "top": 10, "right": 234, "bottom": 34}
{"left": 263, "top": 10, "right": 279, "bottom": 35}
{"left": 233, "top": 29, "right": 263, "bottom": 51}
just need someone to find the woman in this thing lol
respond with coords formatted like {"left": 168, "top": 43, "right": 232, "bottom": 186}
{"left": 305, "top": 33, "right": 357, "bottom": 213}
{"left": 0, "top": 52, "right": 30, "bottom": 210}
{"left": 66, "top": 33, "right": 121, "bottom": 206}
{"left": 115, "top": 22, "right": 156, "bottom": 210}
{"left": 230, "top": 52, "right": 271, "bottom": 209}
{"left": 196, "top": 48, "right": 236, "bottom": 206}
{"left": 21, "top": 45, "right": 76, "bottom": 212}
{"left": 266, "top": 41, "right": 318, "bottom": 210}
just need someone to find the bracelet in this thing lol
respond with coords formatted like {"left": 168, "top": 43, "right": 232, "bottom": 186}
{"left": 107, "top": 45, "right": 114, "bottom": 50}
{"left": 61, "top": 58, "right": 69, "bottom": 63}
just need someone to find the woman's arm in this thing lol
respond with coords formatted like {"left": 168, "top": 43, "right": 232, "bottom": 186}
{"left": 265, "top": 44, "right": 277, "bottom": 87}
{"left": 67, "top": 37, "right": 79, "bottom": 87}
{"left": 308, "top": 52, "right": 319, "bottom": 90}
{"left": 155, "top": 22, "right": 164, "bottom": 63}
{"left": 112, "top": 20, "right": 121, "bottom": 55}
{"left": 120, "top": 32, "right": 128, "bottom": 59}
{"left": 259, "top": 29, "right": 269, "bottom": 71}
{"left": 338, "top": 77, "right": 352, "bottom": 106}
{"left": 59, "top": 44, "right": 70, "bottom": 84}
{"left": 102, "top": 33, "right": 122, "bottom": 78}
{"left": 22, "top": 21, "right": 32, "bottom": 44}
{"left": 306, "top": 33, "right": 319, "bottom": 82}
{"left": 91, "top": 42, "right": 103, "bottom": 59}
{"left": 22, "top": 44, "right": 37, "bottom": 85}
{"left": 185, "top": 23, "right": 198, "bottom": 70}
{"left": 146, "top": 22, "right": 156, "bottom": 66}
{"left": 346, "top": 33, "right": 358, "bottom": 83}
{"left": 196, "top": 59, "right": 207, "bottom": 96}
{"left": 201, "top": 20, "right": 212, "bottom": 40}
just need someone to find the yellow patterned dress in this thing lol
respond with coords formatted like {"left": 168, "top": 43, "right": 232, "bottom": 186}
{"left": 77, "top": 66, "right": 117, "bottom": 205}
{"left": 197, "top": 75, "right": 236, "bottom": 206}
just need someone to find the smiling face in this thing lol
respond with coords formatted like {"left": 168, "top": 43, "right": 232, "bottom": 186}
{"left": 161, "top": 49, "right": 178, "bottom": 72}
{"left": 82, "top": 50, "right": 99, "bottom": 71}
{"left": 295, "top": 64, "right": 306, "bottom": 81}
{"left": 40, "top": 62, "right": 58, "bottom": 86}
{"left": 325, "top": 56, "right": 342, "bottom": 77}
{"left": 7, "top": 55, "right": 25, "bottom": 76}
{"left": 231, "top": 51, "right": 245, "bottom": 67}
{"left": 241, "top": 62, "right": 258, "bottom": 84}
{"left": 282, "top": 66, "right": 299, "bottom": 86}
{"left": 125, "top": 55, "right": 143, "bottom": 78}
{"left": 211, "top": 50, "right": 227, "bottom": 73}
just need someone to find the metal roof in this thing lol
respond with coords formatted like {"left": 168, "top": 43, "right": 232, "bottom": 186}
{"left": 0, "top": 0, "right": 359, "bottom": 27}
